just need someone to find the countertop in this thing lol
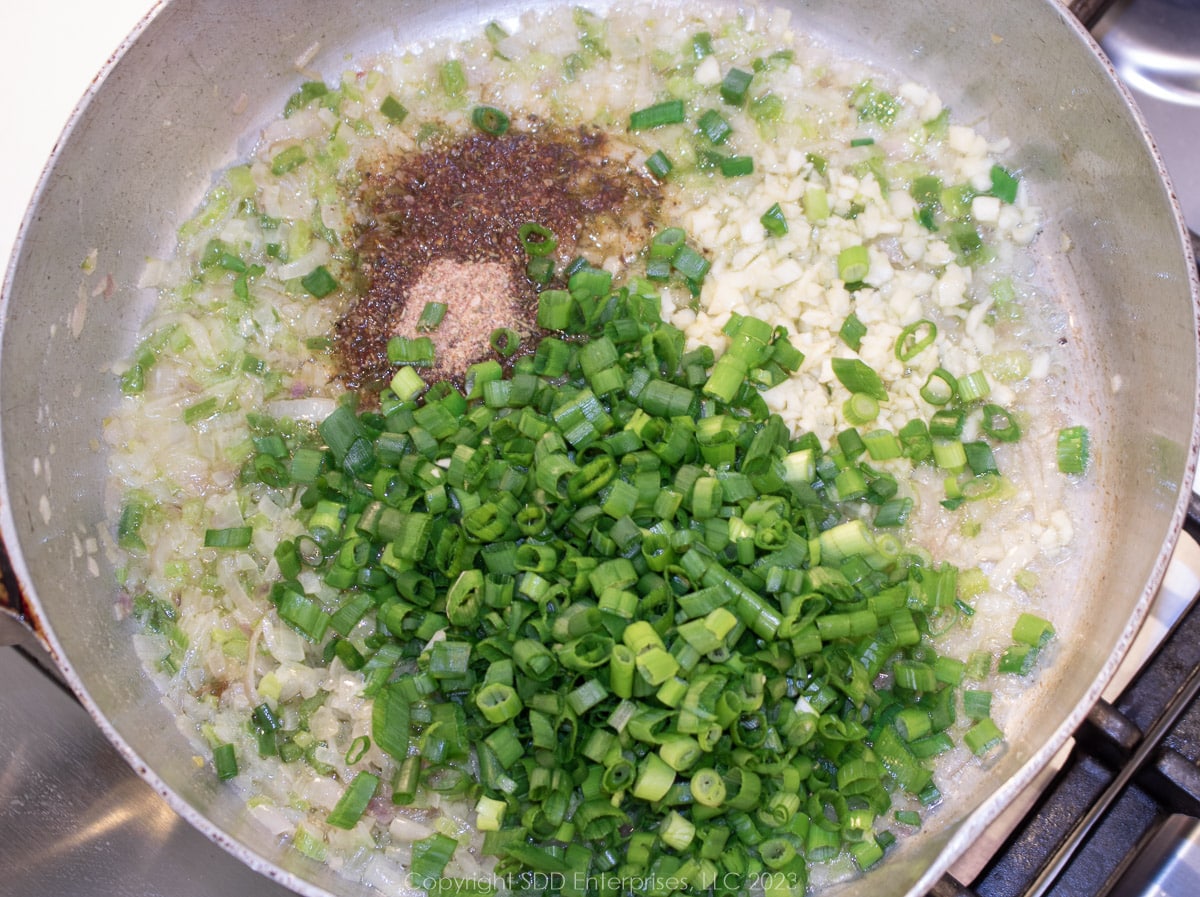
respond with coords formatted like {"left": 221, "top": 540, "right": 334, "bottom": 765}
{"left": 1, "top": 0, "right": 156, "bottom": 275}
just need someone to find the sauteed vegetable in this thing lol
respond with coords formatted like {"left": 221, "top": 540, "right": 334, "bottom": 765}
{"left": 105, "top": 2, "right": 1090, "bottom": 892}
{"left": 223, "top": 267, "right": 1062, "bottom": 890}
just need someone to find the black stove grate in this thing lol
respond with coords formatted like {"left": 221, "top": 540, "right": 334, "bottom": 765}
{"left": 931, "top": 510, "right": 1200, "bottom": 897}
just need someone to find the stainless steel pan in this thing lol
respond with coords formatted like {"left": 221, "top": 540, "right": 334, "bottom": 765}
{"left": 2, "top": 0, "right": 1198, "bottom": 895}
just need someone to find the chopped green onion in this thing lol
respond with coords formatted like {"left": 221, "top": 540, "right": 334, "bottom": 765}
{"left": 894, "top": 707, "right": 931, "bottom": 742}
{"left": 475, "top": 795, "right": 507, "bottom": 832}
{"left": 391, "top": 756, "right": 422, "bottom": 806}
{"left": 471, "top": 105, "right": 511, "bottom": 135}
{"left": 720, "top": 67, "right": 754, "bottom": 106}
{"left": 690, "top": 768, "right": 726, "bottom": 807}
{"left": 874, "top": 497, "right": 912, "bottom": 528}
{"left": 410, "top": 833, "right": 459, "bottom": 890}
{"left": 439, "top": 60, "right": 467, "bottom": 98}
{"left": 966, "top": 650, "right": 993, "bottom": 680}
{"left": 390, "top": 366, "right": 426, "bottom": 401}
{"left": 526, "top": 255, "right": 555, "bottom": 284}
{"left": 645, "top": 150, "right": 674, "bottom": 180}
{"left": 630, "top": 100, "right": 686, "bottom": 130}
{"left": 380, "top": 95, "right": 409, "bottom": 124}
{"left": 1057, "top": 425, "right": 1090, "bottom": 474}
{"left": 963, "top": 441, "right": 998, "bottom": 477}
{"left": 804, "top": 185, "right": 830, "bottom": 222}
{"left": 899, "top": 419, "right": 933, "bottom": 462}
{"left": 489, "top": 328, "right": 521, "bottom": 358}
{"left": 387, "top": 336, "right": 436, "bottom": 367}
{"left": 990, "top": 164, "right": 1020, "bottom": 204}
{"left": 920, "top": 368, "right": 958, "bottom": 406}
{"left": 275, "top": 588, "right": 330, "bottom": 641}
{"left": 941, "top": 184, "right": 977, "bottom": 218}
{"left": 719, "top": 155, "right": 755, "bottom": 178}
{"left": 476, "top": 682, "right": 523, "bottom": 723}
{"left": 697, "top": 109, "right": 733, "bottom": 144}
{"left": 932, "top": 439, "right": 967, "bottom": 472}
{"left": 633, "top": 752, "right": 676, "bottom": 801}
{"left": 484, "top": 21, "right": 509, "bottom": 46}
{"left": 213, "top": 743, "right": 238, "bottom": 780}
{"left": 893, "top": 660, "right": 938, "bottom": 692}
{"left": 301, "top": 265, "right": 339, "bottom": 298}
{"left": 749, "top": 92, "right": 784, "bottom": 124}
{"left": 896, "top": 320, "right": 937, "bottom": 361}
{"left": 222, "top": 248, "right": 1066, "bottom": 888}
{"left": 660, "top": 810, "right": 696, "bottom": 851}
{"left": 252, "top": 702, "right": 281, "bottom": 734}
{"left": 271, "top": 145, "right": 307, "bottom": 176}
{"left": 839, "top": 313, "right": 867, "bottom": 351}
{"left": 999, "top": 643, "right": 1040, "bottom": 675}
{"left": 863, "top": 429, "right": 902, "bottom": 460}
{"left": 760, "top": 203, "right": 788, "bottom": 237}
{"left": 372, "top": 682, "right": 411, "bottom": 761}
{"left": 518, "top": 222, "right": 557, "bottom": 257}
{"left": 957, "top": 370, "right": 991, "bottom": 404}
{"left": 650, "top": 227, "right": 686, "bottom": 260}
{"left": 837, "top": 245, "right": 870, "bottom": 283}
{"left": 963, "top": 690, "right": 993, "bottom": 721}
{"left": 912, "top": 174, "right": 942, "bottom": 206}
{"left": 1013, "top": 612, "right": 1056, "bottom": 648}
{"left": 292, "top": 826, "right": 326, "bottom": 861}
{"left": 843, "top": 393, "right": 879, "bottom": 426}
{"left": 417, "top": 302, "right": 448, "bottom": 332}
{"left": 981, "top": 403, "right": 1021, "bottom": 442}
{"left": 536, "top": 290, "right": 572, "bottom": 331}
{"left": 283, "top": 81, "right": 328, "bottom": 117}
{"left": 831, "top": 357, "right": 888, "bottom": 401}
{"left": 204, "top": 526, "right": 253, "bottom": 549}
{"left": 673, "top": 245, "right": 711, "bottom": 281}
{"left": 326, "top": 772, "right": 379, "bottom": 829}
{"left": 964, "top": 717, "right": 1005, "bottom": 757}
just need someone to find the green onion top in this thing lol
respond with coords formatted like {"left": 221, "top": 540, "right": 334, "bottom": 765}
{"left": 1057, "top": 425, "right": 1090, "bottom": 474}
{"left": 629, "top": 99, "right": 686, "bottom": 130}
{"left": 471, "top": 104, "right": 511, "bottom": 136}
{"left": 416, "top": 302, "right": 448, "bottom": 332}
{"left": 202, "top": 222, "right": 1054, "bottom": 890}
{"left": 380, "top": 95, "right": 409, "bottom": 124}
{"left": 300, "top": 265, "right": 338, "bottom": 299}
{"left": 760, "top": 202, "right": 788, "bottom": 238}
{"left": 720, "top": 67, "right": 753, "bottom": 106}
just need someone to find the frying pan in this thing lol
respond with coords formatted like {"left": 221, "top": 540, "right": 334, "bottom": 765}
{"left": 1, "top": 0, "right": 1198, "bottom": 895}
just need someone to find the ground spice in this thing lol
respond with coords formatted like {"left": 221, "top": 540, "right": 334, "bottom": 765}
{"left": 336, "top": 124, "right": 662, "bottom": 392}
{"left": 392, "top": 258, "right": 523, "bottom": 378}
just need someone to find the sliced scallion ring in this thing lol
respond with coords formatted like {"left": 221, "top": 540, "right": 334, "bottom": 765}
{"left": 919, "top": 367, "right": 958, "bottom": 405}
{"left": 471, "top": 104, "right": 511, "bottom": 135}
{"left": 518, "top": 222, "right": 558, "bottom": 257}
{"left": 896, "top": 319, "right": 937, "bottom": 361}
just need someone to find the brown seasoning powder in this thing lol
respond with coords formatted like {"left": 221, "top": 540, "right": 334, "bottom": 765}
{"left": 394, "top": 258, "right": 518, "bottom": 376}
{"left": 337, "top": 124, "right": 663, "bottom": 391}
